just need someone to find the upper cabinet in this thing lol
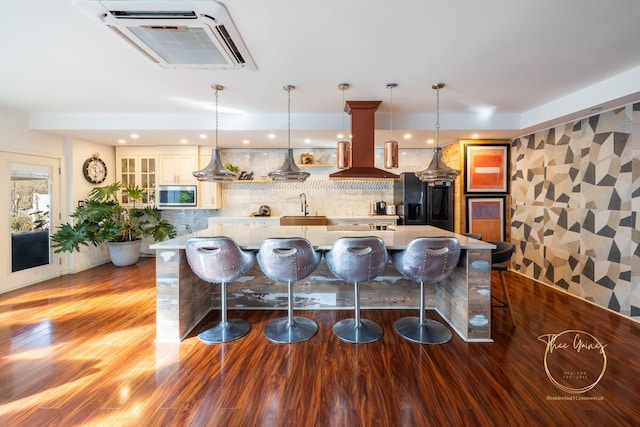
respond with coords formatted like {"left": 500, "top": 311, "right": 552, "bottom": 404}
{"left": 157, "top": 146, "right": 198, "bottom": 185}
{"left": 197, "top": 148, "right": 222, "bottom": 209}
{"left": 115, "top": 146, "right": 157, "bottom": 206}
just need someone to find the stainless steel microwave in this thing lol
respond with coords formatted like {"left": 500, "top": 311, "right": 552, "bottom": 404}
{"left": 158, "top": 185, "right": 197, "bottom": 207}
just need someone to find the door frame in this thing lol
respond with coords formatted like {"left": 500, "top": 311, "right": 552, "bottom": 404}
{"left": 1, "top": 152, "right": 63, "bottom": 292}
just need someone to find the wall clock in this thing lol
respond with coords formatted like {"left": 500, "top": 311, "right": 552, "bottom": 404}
{"left": 82, "top": 154, "right": 107, "bottom": 184}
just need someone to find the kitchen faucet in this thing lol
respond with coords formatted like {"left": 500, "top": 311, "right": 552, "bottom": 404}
{"left": 300, "top": 193, "right": 309, "bottom": 216}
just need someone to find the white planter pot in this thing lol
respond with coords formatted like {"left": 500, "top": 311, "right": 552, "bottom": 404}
{"left": 108, "top": 240, "right": 142, "bottom": 267}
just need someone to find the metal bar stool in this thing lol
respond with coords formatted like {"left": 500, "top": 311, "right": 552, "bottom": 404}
{"left": 390, "top": 237, "right": 461, "bottom": 344}
{"left": 488, "top": 241, "right": 516, "bottom": 327}
{"left": 185, "top": 237, "right": 256, "bottom": 344}
{"left": 324, "top": 236, "right": 388, "bottom": 343}
{"left": 257, "top": 237, "right": 322, "bottom": 343}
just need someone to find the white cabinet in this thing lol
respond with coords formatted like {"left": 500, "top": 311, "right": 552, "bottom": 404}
{"left": 197, "top": 151, "right": 222, "bottom": 209}
{"left": 207, "top": 217, "right": 279, "bottom": 227}
{"left": 157, "top": 146, "right": 198, "bottom": 185}
{"left": 329, "top": 217, "right": 398, "bottom": 227}
{"left": 115, "top": 146, "right": 157, "bottom": 206}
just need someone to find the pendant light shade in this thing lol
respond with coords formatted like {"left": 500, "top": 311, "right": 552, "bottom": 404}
{"left": 193, "top": 85, "right": 238, "bottom": 182}
{"left": 415, "top": 83, "right": 461, "bottom": 182}
{"left": 384, "top": 140, "right": 398, "bottom": 169}
{"left": 268, "top": 85, "right": 310, "bottom": 182}
{"left": 336, "top": 83, "right": 351, "bottom": 169}
{"left": 337, "top": 140, "right": 351, "bottom": 169}
{"left": 383, "top": 83, "right": 399, "bottom": 169}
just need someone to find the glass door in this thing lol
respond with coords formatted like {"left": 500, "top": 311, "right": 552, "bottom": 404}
{"left": 1, "top": 152, "right": 62, "bottom": 292}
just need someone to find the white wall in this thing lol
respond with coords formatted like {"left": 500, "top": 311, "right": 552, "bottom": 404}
{"left": 0, "top": 109, "right": 116, "bottom": 292}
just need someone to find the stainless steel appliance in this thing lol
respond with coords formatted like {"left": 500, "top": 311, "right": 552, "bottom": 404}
{"left": 393, "top": 172, "right": 454, "bottom": 231}
{"left": 158, "top": 185, "right": 197, "bottom": 207}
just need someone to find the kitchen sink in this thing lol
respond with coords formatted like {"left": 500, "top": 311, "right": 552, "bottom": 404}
{"left": 280, "top": 216, "right": 328, "bottom": 226}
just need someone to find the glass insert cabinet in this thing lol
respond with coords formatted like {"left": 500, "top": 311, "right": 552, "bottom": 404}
{"left": 115, "top": 147, "right": 156, "bottom": 206}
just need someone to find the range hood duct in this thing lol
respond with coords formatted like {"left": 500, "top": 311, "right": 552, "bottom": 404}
{"left": 329, "top": 101, "right": 400, "bottom": 180}
{"left": 75, "top": 0, "right": 256, "bottom": 70}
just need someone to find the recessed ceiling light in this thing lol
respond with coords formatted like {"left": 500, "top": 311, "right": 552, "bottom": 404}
{"left": 337, "top": 133, "right": 344, "bottom": 139}
{"left": 471, "top": 133, "right": 480, "bottom": 139}
{"left": 180, "top": 139, "right": 188, "bottom": 144}
{"left": 403, "top": 133, "right": 412, "bottom": 139}
{"left": 304, "top": 139, "right": 311, "bottom": 144}
{"left": 242, "top": 139, "right": 250, "bottom": 144}
{"left": 427, "top": 139, "right": 434, "bottom": 145}
{"left": 199, "top": 134, "right": 207, "bottom": 139}
{"left": 118, "top": 139, "right": 126, "bottom": 144}
{"left": 268, "top": 133, "right": 276, "bottom": 139}
{"left": 130, "top": 133, "right": 139, "bottom": 139}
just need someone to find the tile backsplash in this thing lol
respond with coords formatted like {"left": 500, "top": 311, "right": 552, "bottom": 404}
{"left": 211, "top": 147, "right": 434, "bottom": 217}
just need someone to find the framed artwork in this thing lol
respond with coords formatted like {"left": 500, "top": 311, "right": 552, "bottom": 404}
{"left": 466, "top": 196, "right": 505, "bottom": 242}
{"left": 464, "top": 144, "right": 510, "bottom": 193}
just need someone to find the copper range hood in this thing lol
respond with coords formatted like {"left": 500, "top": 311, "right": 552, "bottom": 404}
{"left": 329, "top": 101, "right": 400, "bottom": 179}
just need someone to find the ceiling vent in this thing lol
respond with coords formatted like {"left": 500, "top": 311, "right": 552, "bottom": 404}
{"left": 75, "top": 0, "right": 256, "bottom": 70}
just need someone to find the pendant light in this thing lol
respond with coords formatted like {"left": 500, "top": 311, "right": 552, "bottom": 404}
{"left": 193, "top": 84, "right": 238, "bottom": 182}
{"left": 384, "top": 83, "right": 399, "bottom": 169}
{"left": 336, "top": 83, "right": 351, "bottom": 169}
{"left": 268, "top": 85, "right": 310, "bottom": 182}
{"left": 415, "top": 83, "right": 461, "bottom": 182}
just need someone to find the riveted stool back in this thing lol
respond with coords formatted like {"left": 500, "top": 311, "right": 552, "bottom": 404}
{"left": 258, "top": 238, "right": 321, "bottom": 343}
{"left": 390, "top": 237, "right": 460, "bottom": 344}
{"left": 186, "top": 237, "right": 255, "bottom": 343}
{"left": 325, "top": 236, "right": 388, "bottom": 284}
{"left": 325, "top": 236, "right": 388, "bottom": 343}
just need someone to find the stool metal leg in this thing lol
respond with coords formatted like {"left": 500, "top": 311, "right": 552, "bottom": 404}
{"left": 394, "top": 281, "right": 452, "bottom": 344}
{"left": 264, "top": 280, "right": 318, "bottom": 343}
{"left": 499, "top": 271, "right": 516, "bottom": 327}
{"left": 333, "top": 281, "right": 383, "bottom": 343}
{"left": 198, "top": 281, "right": 251, "bottom": 344}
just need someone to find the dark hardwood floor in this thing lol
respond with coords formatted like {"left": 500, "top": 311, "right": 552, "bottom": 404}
{"left": 1, "top": 258, "right": 639, "bottom": 426}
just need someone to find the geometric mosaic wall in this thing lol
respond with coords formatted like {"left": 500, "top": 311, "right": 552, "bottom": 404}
{"left": 511, "top": 102, "right": 640, "bottom": 321}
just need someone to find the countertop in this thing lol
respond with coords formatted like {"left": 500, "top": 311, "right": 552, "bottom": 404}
{"left": 151, "top": 224, "right": 493, "bottom": 251}
{"left": 208, "top": 215, "right": 400, "bottom": 221}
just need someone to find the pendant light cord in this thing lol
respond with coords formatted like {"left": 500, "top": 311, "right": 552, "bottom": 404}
{"left": 435, "top": 84, "right": 440, "bottom": 149}
{"left": 287, "top": 86, "right": 291, "bottom": 150}
{"left": 390, "top": 85, "right": 394, "bottom": 137}
{"left": 215, "top": 87, "right": 219, "bottom": 150}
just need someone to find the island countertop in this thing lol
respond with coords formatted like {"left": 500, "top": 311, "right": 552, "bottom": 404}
{"left": 151, "top": 224, "right": 495, "bottom": 343}
{"left": 151, "top": 224, "right": 494, "bottom": 251}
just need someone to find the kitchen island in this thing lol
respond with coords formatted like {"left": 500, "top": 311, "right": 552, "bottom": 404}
{"left": 151, "top": 225, "right": 495, "bottom": 343}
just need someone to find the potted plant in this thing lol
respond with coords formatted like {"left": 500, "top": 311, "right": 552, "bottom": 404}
{"left": 51, "top": 182, "right": 177, "bottom": 266}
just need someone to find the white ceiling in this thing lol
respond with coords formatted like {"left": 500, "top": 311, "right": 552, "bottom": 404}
{"left": 1, "top": 0, "right": 640, "bottom": 149}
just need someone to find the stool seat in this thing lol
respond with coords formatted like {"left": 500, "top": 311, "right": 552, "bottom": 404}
{"left": 186, "top": 237, "right": 255, "bottom": 343}
{"left": 258, "top": 238, "right": 321, "bottom": 343}
{"left": 390, "top": 237, "right": 460, "bottom": 344}
{"left": 325, "top": 236, "right": 388, "bottom": 343}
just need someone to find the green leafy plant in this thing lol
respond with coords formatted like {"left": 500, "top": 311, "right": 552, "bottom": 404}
{"left": 51, "top": 182, "right": 177, "bottom": 253}
{"left": 225, "top": 162, "right": 239, "bottom": 173}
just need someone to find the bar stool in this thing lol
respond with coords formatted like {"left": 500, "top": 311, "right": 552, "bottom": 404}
{"left": 257, "top": 238, "right": 322, "bottom": 343}
{"left": 324, "top": 236, "right": 388, "bottom": 343}
{"left": 390, "top": 237, "right": 461, "bottom": 344}
{"left": 488, "top": 241, "right": 516, "bottom": 327}
{"left": 185, "top": 237, "right": 256, "bottom": 344}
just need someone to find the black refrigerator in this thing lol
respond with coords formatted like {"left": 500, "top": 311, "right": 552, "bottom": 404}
{"left": 393, "top": 172, "right": 454, "bottom": 231}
